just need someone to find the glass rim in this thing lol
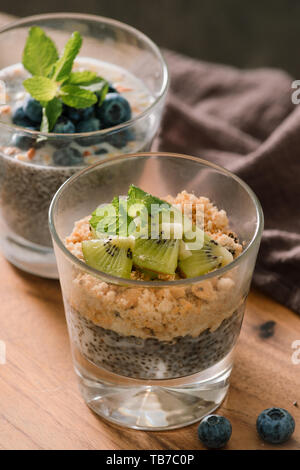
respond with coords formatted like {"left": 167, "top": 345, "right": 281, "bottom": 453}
{"left": 49, "top": 152, "right": 264, "bottom": 287}
{"left": 0, "top": 12, "right": 169, "bottom": 138}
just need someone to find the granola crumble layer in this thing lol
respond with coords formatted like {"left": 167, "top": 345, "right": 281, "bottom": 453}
{"left": 65, "top": 191, "right": 243, "bottom": 341}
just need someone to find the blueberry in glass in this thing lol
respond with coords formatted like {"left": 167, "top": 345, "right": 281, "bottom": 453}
{"left": 0, "top": 15, "right": 167, "bottom": 278}
{"left": 96, "top": 93, "right": 132, "bottom": 127}
{"left": 22, "top": 96, "right": 43, "bottom": 124}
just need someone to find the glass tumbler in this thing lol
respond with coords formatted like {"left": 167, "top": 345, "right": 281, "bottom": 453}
{"left": 49, "top": 152, "right": 263, "bottom": 430}
{"left": 0, "top": 13, "right": 168, "bottom": 278}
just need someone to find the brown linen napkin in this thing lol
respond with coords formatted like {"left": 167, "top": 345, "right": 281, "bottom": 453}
{"left": 155, "top": 50, "right": 300, "bottom": 313}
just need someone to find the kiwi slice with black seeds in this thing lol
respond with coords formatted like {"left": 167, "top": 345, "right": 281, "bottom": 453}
{"left": 178, "top": 235, "right": 233, "bottom": 278}
{"left": 82, "top": 237, "right": 135, "bottom": 279}
{"left": 133, "top": 236, "right": 180, "bottom": 275}
{"left": 85, "top": 185, "right": 235, "bottom": 279}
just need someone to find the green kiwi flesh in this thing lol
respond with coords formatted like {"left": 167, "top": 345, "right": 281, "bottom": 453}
{"left": 179, "top": 235, "right": 233, "bottom": 278}
{"left": 85, "top": 185, "right": 236, "bottom": 279}
{"left": 133, "top": 237, "right": 180, "bottom": 275}
{"left": 82, "top": 237, "right": 134, "bottom": 279}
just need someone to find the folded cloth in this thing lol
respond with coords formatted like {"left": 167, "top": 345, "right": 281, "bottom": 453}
{"left": 155, "top": 50, "right": 300, "bottom": 313}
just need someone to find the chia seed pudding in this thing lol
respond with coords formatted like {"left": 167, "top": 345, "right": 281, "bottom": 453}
{"left": 0, "top": 59, "right": 155, "bottom": 247}
{"left": 65, "top": 191, "right": 245, "bottom": 380}
{"left": 68, "top": 304, "right": 244, "bottom": 379}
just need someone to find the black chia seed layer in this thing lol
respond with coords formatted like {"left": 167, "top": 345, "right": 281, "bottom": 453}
{"left": 0, "top": 155, "right": 76, "bottom": 246}
{"left": 67, "top": 305, "right": 244, "bottom": 380}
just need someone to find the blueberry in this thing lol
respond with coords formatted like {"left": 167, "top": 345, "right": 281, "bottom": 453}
{"left": 52, "top": 146, "right": 83, "bottom": 166}
{"left": 12, "top": 128, "right": 37, "bottom": 150}
{"left": 64, "top": 106, "right": 94, "bottom": 122}
{"left": 96, "top": 93, "right": 131, "bottom": 128}
{"left": 53, "top": 117, "right": 76, "bottom": 134}
{"left": 198, "top": 415, "right": 232, "bottom": 449}
{"left": 12, "top": 107, "right": 35, "bottom": 128}
{"left": 76, "top": 118, "right": 101, "bottom": 147}
{"left": 76, "top": 117, "right": 100, "bottom": 133}
{"left": 95, "top": 147, "right": 107, "bottom": 155}
{"left": 107, "top": 129, "right": 134, "bottom": 149}
{"left": 256, "top": 408, "right": 295, "bottom": 444}
{"left": 23, "top": 96, "right": 42, "bottom": 124}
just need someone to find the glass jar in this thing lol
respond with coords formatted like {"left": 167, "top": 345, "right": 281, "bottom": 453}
{"left": 49, "top": 152, "right": 263, "bottom": 430}
{"left": 0, "top": 13, "right": 168, "bottom": 277}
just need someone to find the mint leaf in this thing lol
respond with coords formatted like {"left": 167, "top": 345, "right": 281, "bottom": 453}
{"left": 60, "top": 85, "right": 97, "bottom": 108}
{"left": 22, "top": 26, "right": 59, "bottom": 77}
{"left": 90, "top": 198, "right": 133, "bottom": 237}
{"left": 51, "top": 32, "right": 82, "bottom": 83}
{"left": 127, "top": 185, "right": 169, "bottom": 214}
{"left": 96, "top": 81, "right": 109, "bottom": 106}
{"left": 90, "top": 203, "right": 117, "bottom": 236}
{"left": 23, "top": 76, "right": 58, "bottom": 102}
{"left": 40, "top": 98, "right": 63, "bottom": 132}
{"left": 40, "top": 108, "right": 49, "bottom": 133}
{"left": 67, "top": 71, "right": 103, "bottom": 86}
{"left": 46, "top": 98, "right": 63, "bottom": 130}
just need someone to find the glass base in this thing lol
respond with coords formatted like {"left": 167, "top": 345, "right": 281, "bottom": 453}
{"left": 0, "top": 233, "right": 58, "bottom": 279}
{"left": 73, "top": 347, "right": 233, "bottom": 430}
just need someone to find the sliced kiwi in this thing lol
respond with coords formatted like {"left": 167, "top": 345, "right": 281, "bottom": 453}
{"left": 139, "top": 268, "right": 159, "bottom": 280}
{"left": 133, "top": 237, "right": 180, "bottom": 275}
{"left": 82, "top": 237, "right": 135, "bottom": 279}
{"left": 178, "top": 240, "right": 192, "bottom": 260}
{"left": 178, "top": 235, "right": 233, "bottom": 278}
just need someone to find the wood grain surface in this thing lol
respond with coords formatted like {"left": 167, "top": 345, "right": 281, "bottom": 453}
{"left": 0, "top": 252, "right": 299, "bottom": 450}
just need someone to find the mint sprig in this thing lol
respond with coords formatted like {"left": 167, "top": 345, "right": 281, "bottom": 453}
{"left": 22, "top": 27, "right": 109, "bottom": 131}
{"left": 60, "top": 85, "right": 98, "bottom": 108}
{"left": 66, "top": 71, "right": 104, "bottom": 86}
{"left": 41, "top": 98, "right": 63, "bottom": 133}
{"left": 22, "top": 26, "right": 59, "bottom": 77}
{"left": 23, "top": 76, "right": 58, "bottom": 102}
{"left": 50, "top": 31, "right": 82, "bottom": 83}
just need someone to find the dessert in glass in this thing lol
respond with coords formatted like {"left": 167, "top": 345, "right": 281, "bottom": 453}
{"left": 0, "top": 13, "right": 168, "bottom": 278}
{"left": 49, "top": 152, "right": 263, "bottom": 430}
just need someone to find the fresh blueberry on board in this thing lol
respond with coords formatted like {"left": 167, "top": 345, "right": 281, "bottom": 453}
{"left": 198, "top": 415, "right": 232, "bottom": 449}
{"left": 11, "top": 129, "right": 37, "bottom": 150}
{"left": 53, "top": 117, "right": 76, "bottom": 134}
{"left": 256, "top": 408, "right": 295, "bottom": 444}
{"left": 52, "top": 146, "right": 83, "bottom": 166}
{"left": 12, "top": 107, "right": 35, "bottom": 128}
{"left": 22, "top": 96, "right": 42, "bottom": 124}
{"left": 96, "top": 93, "right": 132, "bottom": 127}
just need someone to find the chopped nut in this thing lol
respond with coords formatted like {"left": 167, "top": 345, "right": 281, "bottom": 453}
{"left": 27, "top": 148, "right": 36, "bottom": 160}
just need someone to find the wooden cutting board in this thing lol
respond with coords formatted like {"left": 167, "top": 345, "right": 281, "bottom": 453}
{"left": 0, "top": 253, "right": 299, "bottom": 450}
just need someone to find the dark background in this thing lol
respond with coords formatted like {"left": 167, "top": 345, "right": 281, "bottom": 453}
{"left": 1, "top": 0, "right": 300, "bottom": 76}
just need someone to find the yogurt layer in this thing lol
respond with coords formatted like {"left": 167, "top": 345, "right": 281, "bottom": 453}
{"left": 0, "top": 57, "right": 154, "bottom": 166}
